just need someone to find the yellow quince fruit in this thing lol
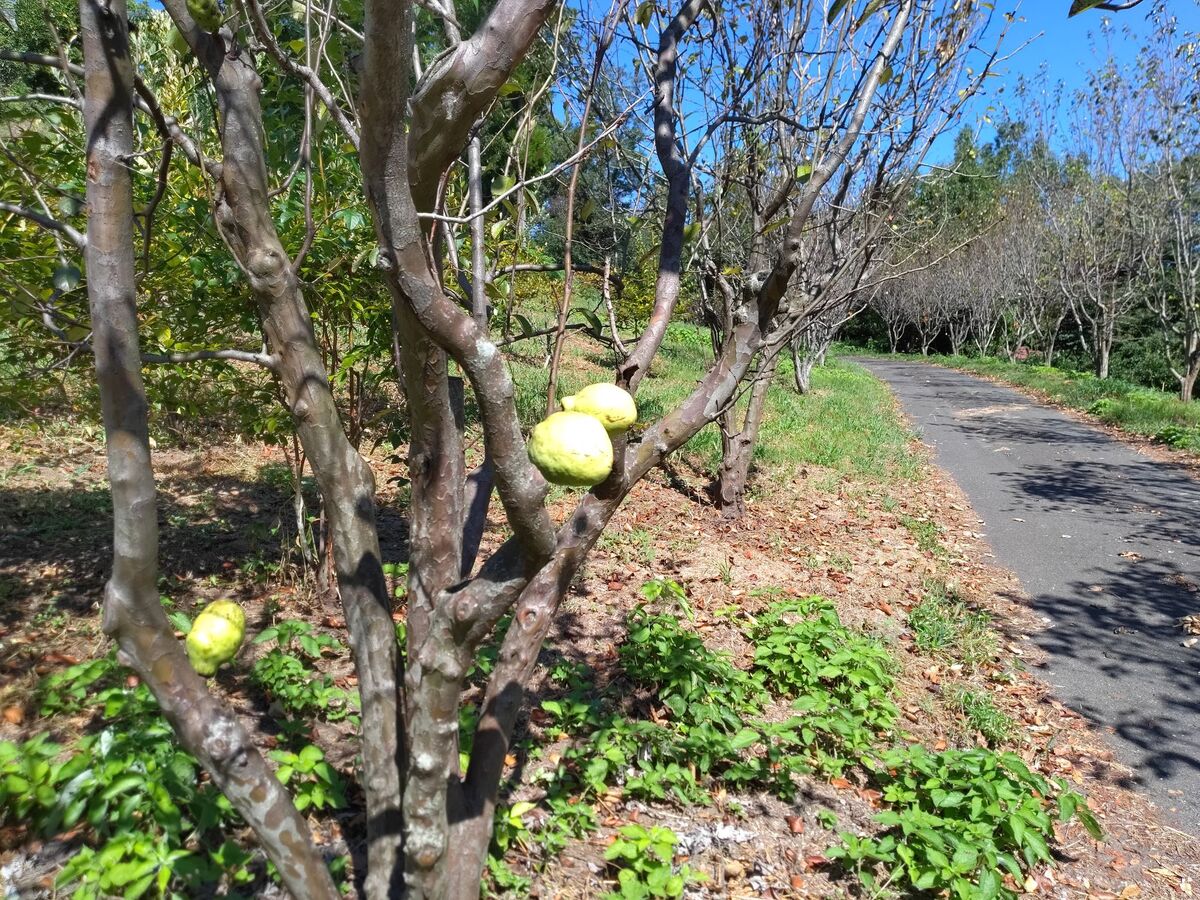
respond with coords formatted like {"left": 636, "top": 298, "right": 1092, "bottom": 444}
{"left": 186, "top": 599, "right": 246, "bottom": 676}
{"left": 561, "top": 383, "right": 637, "bottom": 434}
{"left": 528, "top": 411, "right": 614, "bottom": 487}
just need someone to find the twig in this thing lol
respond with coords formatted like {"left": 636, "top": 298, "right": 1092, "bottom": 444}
{"left": 0, "top": 200, "right": 86, "bottom": 248}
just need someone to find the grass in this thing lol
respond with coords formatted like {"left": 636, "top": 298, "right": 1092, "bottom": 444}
{"left": 509, "top": 325, "right": 923, "bottom": 485}
{"left": 898, "top": 514, "right": 943, "bottom": 555}
{"left": 908, "top": 579, "right": 998, "bottom": 671}
{"left": 948, "top": 686, "right": 1015, "bottom": 746}
{"left": 919, "top": 354, "right": 1200, "bottom": 454}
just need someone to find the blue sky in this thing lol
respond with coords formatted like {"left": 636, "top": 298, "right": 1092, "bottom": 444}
{"left": 929, "top": 1, "right": 1200, "bottom": 163}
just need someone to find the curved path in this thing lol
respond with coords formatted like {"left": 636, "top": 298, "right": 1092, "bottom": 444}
{"left": 859, "top": 359, "right": 1200, "bottom": 831}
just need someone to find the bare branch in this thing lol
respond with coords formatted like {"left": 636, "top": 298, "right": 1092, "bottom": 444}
{"left": 0, "top": 92, "right": 82, "bottom": 107}
{"left": 0, "top": 200, "right": 86, "bottom": 248}
{"left": 240, "top": 0, "right": 361, "bottom": 149}
{"left": 142, "top": 347, "right": 280, "bottom": 369}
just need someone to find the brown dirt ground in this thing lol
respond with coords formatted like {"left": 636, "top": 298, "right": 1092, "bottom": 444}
{"left": 1, "top": 404, "right": 1198, "bottom": 898}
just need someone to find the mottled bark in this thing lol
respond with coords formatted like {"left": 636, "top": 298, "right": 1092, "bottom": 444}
{"left": 78, "top": 2, "right": 337, "bottom": 897}
{"left": 160, "top": 4, "right": 405, "bottom": 894}
{"left": 715, "top": 352, "right": 780, "bottom": 518}
{"left": 359, "top": 0, "right": 558, "bottom": 894}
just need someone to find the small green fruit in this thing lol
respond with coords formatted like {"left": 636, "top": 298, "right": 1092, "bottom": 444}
{"left": 561, "top": 383, "right": 638, "bottom": 434}
{"left": 186, "top": 0, "right": 222, "bottom": 31}
{"left": 528, "top": 411, "right": 614, "bottom": 487}
{"left": 185, "top": 600, "right": 245, "bottom": 676}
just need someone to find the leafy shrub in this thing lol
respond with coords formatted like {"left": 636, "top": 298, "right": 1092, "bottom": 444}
{"left": 621, "top": 605, "right": 766, "bottom": 732}
{"left": 250, "top": 619, "right": 359, "bottom": 723}
{"left": 270, "top": 744, "right": 347, "bottom": 811}
{"left": 750, "top": 597, "right": 897, "bottom": 729}
{"left": 1154, "top": 423, "right": 1200, "bottom": 449}
{"left": 602, "top": 824, "right": 703, "bottom": 899}
{"left": 829, "top": 745, "right": 1101, "bottom": 898}
{"left": 2, "top": 661, "right": 249, "bottom": 898}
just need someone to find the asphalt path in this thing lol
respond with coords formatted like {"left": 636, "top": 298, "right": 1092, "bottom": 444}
{"left": 858, "top": 358, "right": 1200, "bottom": 831}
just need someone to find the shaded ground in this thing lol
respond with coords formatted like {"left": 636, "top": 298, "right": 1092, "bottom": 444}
{"left": 861, "top": 358, "right": 1200, "bottom": 832}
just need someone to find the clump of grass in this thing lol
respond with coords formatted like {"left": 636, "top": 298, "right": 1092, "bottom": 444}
{"left": 898, "top": 514, "right": 943, "bottom": 555}
{"left": 908, "top": 579, "right": 998, "bottom": 670}
{"left": 947, "top": 686, "right": 1015, "bottom": 746}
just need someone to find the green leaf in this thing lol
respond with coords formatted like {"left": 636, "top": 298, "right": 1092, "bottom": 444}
{"left": 634, "top": 0, "right": 654, "bottom": 26}
{"left": 977, "top": 868, "right": 1001, "bottom": 899}
{"left": 53, "top": 264, "right": 81, "bottom": 293}
{"left": 826, "top": 0, "right": 850, "bottom": 23}
{"left": 1074, "top": 802, "right": 1104, "bottom": 840}
{"left": 1068, "top": 0, "right": 1107, "bottom": 16}
{"left": 760, "top": 216, "right": 791, "bottom": 235}
{"left": 854, "top": 0, "right": 886, "bottom": 30}
{"left": 730, "top": 728, "right": 760, "bottom": 750}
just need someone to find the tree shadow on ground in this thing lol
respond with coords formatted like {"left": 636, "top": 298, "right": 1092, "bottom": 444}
{"left": 0, "top": 471, "right": 410, "bottom": 629}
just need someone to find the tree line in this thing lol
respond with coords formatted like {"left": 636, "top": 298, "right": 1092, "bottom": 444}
{"left": 865, "top": 3, "right": 1200, "bottom": 401}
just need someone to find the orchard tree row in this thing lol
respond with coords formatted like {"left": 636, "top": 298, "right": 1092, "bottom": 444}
{"left": 866, "top": 1, "right": 1200, "bottom": 401}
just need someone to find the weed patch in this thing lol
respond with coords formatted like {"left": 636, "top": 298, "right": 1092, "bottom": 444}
{"left": 908, "top": 579, "right": 998, "bottom": 670}
{"left": 830, "top": 745, "right": 1100, "bottom": 898}
{"left": 948, "top": 686, "right": 1015, "bottom": 747}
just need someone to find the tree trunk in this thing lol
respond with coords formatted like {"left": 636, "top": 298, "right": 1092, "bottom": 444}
{"left": 159, "top": 10, "right": 406, "bottom": 892}
{"left": 791, "top": 336, "right": 816, "bottom": 394}
{"left": 715, "top": 353, "right": 780, "bottom": 518}
{"left": 79, "top": 4, "right": 339, "bottom": 897}
{"left": 1180, "top": 358, "right": 1200, "bottom": 403}
{"left": 1095, "top": 331, "right": 1112, "bottom": 379}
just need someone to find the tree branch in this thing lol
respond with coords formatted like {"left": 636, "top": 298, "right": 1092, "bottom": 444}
{"left": 240, "top": 0, "right": 361, "bottom": 149}
{"left": 406, "top": 0, "right": 560, "bottom": 210}
{"left": 76, "top": 1, "right": 337, "bottom": 897}
{"left": 618, "top": 0, "right": 707, "bottom": 392}
{"left": 142, "top": 347, "right": 280, "bottom": 368}
{"left": 0, "top": 200, "right": 86, "bottom": 248}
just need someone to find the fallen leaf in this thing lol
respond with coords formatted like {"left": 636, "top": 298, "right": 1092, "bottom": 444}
{"left": 2, "top": 706, "right": 23, "bottom": 725}
{"left": 784, "top": 815, "right": 804, "bottom": 834}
